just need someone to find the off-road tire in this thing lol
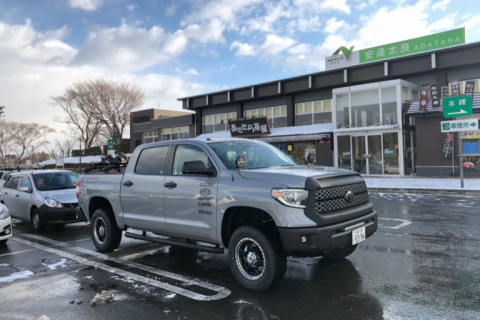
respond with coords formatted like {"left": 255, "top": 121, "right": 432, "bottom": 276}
{"left": 90, "top": 209, "right": 122, "bottom": 252}
{"left": 31, "top": 208, "right": 47, "bottom": 233}
{"left": 323, "top": 244, "right": 358, "bottom": 260}
{"left": 0, "top": 239, "right": 7, "bottom": 246}
{"left": 228, "top": 225, "right": 287, "bottom": 292}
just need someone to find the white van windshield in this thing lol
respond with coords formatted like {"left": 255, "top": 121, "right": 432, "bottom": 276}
{"left": 33, "top": 172, "right": 79, "bottom": 191}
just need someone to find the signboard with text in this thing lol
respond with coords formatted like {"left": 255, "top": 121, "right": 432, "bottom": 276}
{"left": 228, "top": 117, "right": 271, "bottom": 137}
{"left": 441, "top": 119, "right": 478, "bottom": 133}
{"left": 107, "top": 140, "right": 114, "bottom": 150}
{"left": 442, "top": 95, "right": 472, "bottom": 118}
{"left": 359, "top": 28, "right": 465, "bottom": 63}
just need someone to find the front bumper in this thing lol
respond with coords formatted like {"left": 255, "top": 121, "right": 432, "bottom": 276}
{"left": 0, "top": 216, "right": 12, "bottom": 240}
{"left": 278, "top": 210, "right": 377, "bottom": 257}
{"left": 37, "top": 204, "right": 82, "bottom": 225}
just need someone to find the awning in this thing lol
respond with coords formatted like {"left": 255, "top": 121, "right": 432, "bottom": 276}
{"left": 197, "top": 123, "right": 333, "bottom": 142}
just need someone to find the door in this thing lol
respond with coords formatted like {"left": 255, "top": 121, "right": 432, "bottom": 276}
{"left": 163, "top": 144, "right": 219, "bottom": 243}
{"left": 121, "top": 145, "right": 170, "bottom": 233}
{"left": 16, "top": 177, "right": 34, "bottom": 219}
{"left": 367, "top": 135, "right": 383, "bottom": 175}
{"left": 2, "top": 176, "right": 22, "bottom": 217}
{"left": 352, "top": 135, "right": 367, "bottom": 174}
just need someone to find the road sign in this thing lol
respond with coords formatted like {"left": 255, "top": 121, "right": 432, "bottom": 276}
{"left": 107, "top": 150, "right": 116, "bottom": 156}
{"left": 441, "top": 119, "right": 478, "bottom": 133}
{"left": 107, "top": 139, "right": 114, "bottom": 150}
{"left": 442, "top": 95, "right": 472, "bottom": 118}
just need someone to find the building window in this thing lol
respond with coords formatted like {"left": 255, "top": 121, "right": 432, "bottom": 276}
{"left": 143, "top": 132, "right": 158, "bottom": 144}
{"left": 161, "top": 126, "right": 190, "bottom": 141}
{"left": 203, "top": 113, "right": 236, "bottom": 133}
{"left": 244, "top": 106, "right": 287, "bottom": 128}
{"left": 295, "top": 100, "right": 332, "bottom": 126}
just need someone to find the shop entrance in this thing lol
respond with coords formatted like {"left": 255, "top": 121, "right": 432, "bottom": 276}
{"left": 337, "top": 132, "right": 400, "bottom": 175}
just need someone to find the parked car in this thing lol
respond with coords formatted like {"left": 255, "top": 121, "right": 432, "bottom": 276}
{"left": 0, "top": 171, "right": 11, "bottom": 190}
{"left": 0, "top": 202, "right": 12, "bottom": 245}
{"left": 1, "top": 170, "right": 80, "bottom": 233}
{"left": 77, "top": 138, "right": 378, "bottom": 291}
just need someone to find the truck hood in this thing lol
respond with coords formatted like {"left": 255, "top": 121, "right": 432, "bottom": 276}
{"left": 38, "top": 189, "right": 78, "bottom": 204}
{"left": 238, "top": 166, "right": 360, "bottom": 189}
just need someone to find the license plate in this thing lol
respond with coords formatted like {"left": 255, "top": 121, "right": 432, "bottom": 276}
{"left": 352, "top": 227, "right": 366, "bottom": 245}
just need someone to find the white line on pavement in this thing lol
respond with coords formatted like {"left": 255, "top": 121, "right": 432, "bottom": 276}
{"left": 378, "top": 218, "right": 412, "bottom": 230}
{"left": 0, "top": 249, "right": 35, "bottom": 258}
{"left": 13, "top": 233, "right": 231, "bottom": 301}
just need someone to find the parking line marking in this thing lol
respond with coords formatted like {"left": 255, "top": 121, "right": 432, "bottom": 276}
{"left": 14, "top": 233, "right": 231, "bottom": 301}
{"left": 0, "top": 249, "right": 35, "bottom": 258}
{"left": 378, "top": 218, "right": 412, "bottom": 229}
{"left": 13, "top": 237, "right": 230, "bottom": 301}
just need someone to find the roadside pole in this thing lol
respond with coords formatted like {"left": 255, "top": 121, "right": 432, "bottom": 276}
{"left": 458, "top": 127, "right": 464, "bottom": 188}
{"left": 79, "top": 139, "right": 82, "bottom": 174}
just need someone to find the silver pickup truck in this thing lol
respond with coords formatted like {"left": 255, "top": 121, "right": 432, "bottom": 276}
{"left": 77, "top": 138, "right": 377, "bottom": 291}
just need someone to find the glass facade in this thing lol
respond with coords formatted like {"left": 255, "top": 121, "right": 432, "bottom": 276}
{"left": 203, "top": 112, "right": 237, "bottom": 133}
{"left": 382, "top": 87, "right": 397, "bottom": 125}
{"left": 351, "top": 90, "right": 380, "bottom": 127}
{"left": 295, "top": 100, "right": 332, "bottom": 126}
{"left": 336, "top": 94, "right": 350, "bottom": 129}
{"left": 161, "top": 126, "right": 189, "bottom": 141}
{"left": 143, "top": 132, "right": 158, "bottom": 143}
{"left": 244, "top": 106, "right": 287, "bottom": 128}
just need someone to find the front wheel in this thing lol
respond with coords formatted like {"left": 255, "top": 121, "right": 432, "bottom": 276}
{"left": 31, "top": 209, "right": 47, "bottom": 233}
{"left": 90, "top": 209, "right": 122, "bottom": 252}
{"left": 323, "top": 244, "right": 358, "bottom": 260}
{"left": 228, "top": 226, "right": 287, "bottom": 292}
{"left": 0, "top": 239, "right": 7, "bottom": 246}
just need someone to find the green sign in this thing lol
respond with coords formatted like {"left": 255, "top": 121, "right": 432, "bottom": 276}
{"left": 442, "top": 95, "right": 472, "bottom": 118}
{"left": 107, "top": 139, "right": 114, "bottom": 150}
{"left": 441, "top": 119, "right": 478, "bottom": 132}
{"left": 359, "top": 28, "right": 465, "bottom": 63}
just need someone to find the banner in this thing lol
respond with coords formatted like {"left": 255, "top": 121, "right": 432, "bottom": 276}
{"left": 419, "top": 86, "right": 429, "bottom": 112}
{"left": 440, "top": 86, "right": 449, "bottom": 110}
{"left": 430, "top": 83, "right": 440, "bottom": 108}
{"left": 451, "top": 80, "right": 460, "bottom": 97}
{"left": 465, "top": 80, "right": 476, "bottom": 97}
{"left": 228, "top": 117, "right": 271, "bottom": 137}
{"left": 443, "top": 132, "right": 454, "bottom": 158}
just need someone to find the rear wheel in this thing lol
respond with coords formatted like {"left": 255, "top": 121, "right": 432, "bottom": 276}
{"left": 228, "top": 226, "right": 287, "bottom": 292}
{"left": 0, "top": 239, "right": 7, "bottom": 246}
{"left": 91, "top": 209, "right": 122, "bottom": 252}
{"left": 323, "top": 244, "right": 357, "bottom": 260}
{"left": 31, "top": 209, "right": 47, "bottom": 233}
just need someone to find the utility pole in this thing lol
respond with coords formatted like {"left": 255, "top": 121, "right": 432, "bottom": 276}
{"left": 79, "top": 139, "right": 82, "bottom": 173}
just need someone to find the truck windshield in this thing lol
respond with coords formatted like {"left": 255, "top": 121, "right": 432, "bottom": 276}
{"left": 209, "top": 140, "right": 298, "bottom": 170}
{"left": 33, "top": 172, "right": 79, "bottom": 191}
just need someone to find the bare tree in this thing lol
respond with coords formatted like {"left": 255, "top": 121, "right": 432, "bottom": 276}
{"left": 0, "top": 119, "right": 13, "bottom": 166}
{"left": 50, "top": 129, "right": 79, "bottom": 159}
{"left": 9, "top": 122, "right": 55, "bottom": 165}
{"left": 51, "top": 80, "right": 104, "bottom": 149}
{"left": 0, "top": 106, "right": 5, "bottom": 118}
{"left": 92, "top": 78, "right": 146, "bottom": 143}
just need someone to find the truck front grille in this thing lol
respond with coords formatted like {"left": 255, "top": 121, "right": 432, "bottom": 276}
{"left": 315, "top": 182, "right": 369, "bottom": 213}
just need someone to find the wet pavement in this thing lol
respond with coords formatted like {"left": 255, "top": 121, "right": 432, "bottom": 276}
{"left": 1, "top": 193, "right": 480, "bottom": 320}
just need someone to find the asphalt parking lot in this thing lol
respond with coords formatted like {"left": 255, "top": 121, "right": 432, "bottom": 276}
{"left": 1, "top": 193, "right": 480, "bottom": 320}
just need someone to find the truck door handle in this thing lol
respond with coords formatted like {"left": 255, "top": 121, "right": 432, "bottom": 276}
{"left": 16, "top": 194, "right": 19, "bottom": 197}
{"left": 164, "top": 181, "right": 177, "bottom": 189}
{"left": 123, "top": 180, "right": 133, "bottom": 187}
{"left": 4, "top": 192, "right": 7, "bottom": 195}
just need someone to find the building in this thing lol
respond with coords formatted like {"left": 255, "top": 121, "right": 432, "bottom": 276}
{"left": 177, "top": 28, "right": 480, "bottom": 177}
{"left": 129, "top": 108, "right": 195, "bottom": 153}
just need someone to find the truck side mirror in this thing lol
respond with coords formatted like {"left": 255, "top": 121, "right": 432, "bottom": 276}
{"left": 306, "top": 152, "right": 315, "bottom": 164}
{"left": 235, "top": 156, "right": 247, "bottom": 170}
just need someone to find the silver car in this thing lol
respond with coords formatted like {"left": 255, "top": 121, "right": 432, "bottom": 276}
{"left": 0, "top": 170, "right": 80, "bottom": 232}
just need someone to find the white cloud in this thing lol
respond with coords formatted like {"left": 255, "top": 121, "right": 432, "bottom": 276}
{"left": 356, "top": 3, "right": 367, "bottom": 10}
{"left": 185, "top": 68, "right": 199, "bottom": 75}
{"left": 127, "top": 5, "right": 137, "bottom": 12}
{"left": 165, "top": 3, "right": 176, "bottom": 16}
{"left": 161, "top": 30, "right": 188, "bottom": 56}
{"left": 368, "top": 0, "right": 378, "bottom": 5}
{"left": 293, "top": 0, "right": 351, "bottom": 15}
{"left": 184, "top": 18, "right": 226, "bottom": 43}
{"left": 428, "top": 15, "right": 455, "bottom": 31}
{"left": 287, "top": 16, "right": 322, "bottom": 33}
{"left": 69, "top": 0, "right": 104, "bottom": 11}
{"left": 73, "top": 22, "right": 168, "bottom": 72}
{"left": 432, "top": 0, "right": 450, "bottom": 10}
{"left": 261, "top": 34, "right": 296, "bottom": 56}
{"left": 323, "top": 18, "right": 352, "bottom": 34}
{"left": 230, "top": 41, "right": 257, "bottom": 56}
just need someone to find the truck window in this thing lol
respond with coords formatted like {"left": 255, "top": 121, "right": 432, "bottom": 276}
{"left": 4, "top": 176, "right": 21, "bottom": 190}
{"left": 135, "top": 146, "right": 169, "bottom": 175}
{"left": 172, "top": 145, "right": 213, "bottom": 175}
{"left": 19, "top": 177, "right": 32, "bottom": 190}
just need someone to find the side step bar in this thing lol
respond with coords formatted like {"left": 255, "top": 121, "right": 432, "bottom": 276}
{"left": 124, "top": 232, "right": 225, "bottom": 254}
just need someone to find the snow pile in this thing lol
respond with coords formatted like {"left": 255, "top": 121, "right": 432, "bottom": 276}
{"left": 90, "top": 291, "right": 116, "bottom": 306}
{"left": 42, "top": 258, "right": 68, "bottom": 270}
{"left": 0, "top": 270, "right": 34, "bottom": 283}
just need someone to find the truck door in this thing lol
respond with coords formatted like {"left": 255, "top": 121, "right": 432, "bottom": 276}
{"left": 163, "top": 144, "right": 219, "bottom": 243}
{"left": 120, "top": 145, "right": 169, "bottom": 233}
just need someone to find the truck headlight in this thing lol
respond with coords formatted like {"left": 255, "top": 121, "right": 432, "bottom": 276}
{"left": 45, "top": 198, "right": 63, "bottom": 208}
{"left": 0, "top": 206, "right": 9, "bottom": 220}
{"left": 271, "top": 189, "right": 308, "bottom": 208}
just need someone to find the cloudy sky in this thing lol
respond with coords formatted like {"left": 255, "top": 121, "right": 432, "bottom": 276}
{"left": 1, "top": 0, "right": 480, "bottom": 139}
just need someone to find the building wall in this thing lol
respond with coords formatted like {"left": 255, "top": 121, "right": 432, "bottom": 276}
{"left": 415, "top": 114, "right": 459, "bottom": 176}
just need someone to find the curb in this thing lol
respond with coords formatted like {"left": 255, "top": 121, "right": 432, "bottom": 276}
{"left": 368, "top": 188, "right": 480, "bottom": 196}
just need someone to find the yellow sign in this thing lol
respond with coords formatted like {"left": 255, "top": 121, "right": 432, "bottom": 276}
{"left": 462, "top": 131, "right": 480, "bottom": 139}
{"left": 287, "top": 145, "right": 293, "bottom": 151}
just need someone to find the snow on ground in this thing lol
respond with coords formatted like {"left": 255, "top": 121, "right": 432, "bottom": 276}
{"left": 42, "top": 258, "right": 68, "bottom": 270}
{"left": 364, "top": 177, "right": 480, "bottom": 191}
{"left": 0, "top": 270, "right": 34, "bottom": 283}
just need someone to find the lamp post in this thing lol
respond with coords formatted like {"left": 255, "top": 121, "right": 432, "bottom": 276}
{"left": 79, "top": 139, "right": 82, "bottom": 173}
